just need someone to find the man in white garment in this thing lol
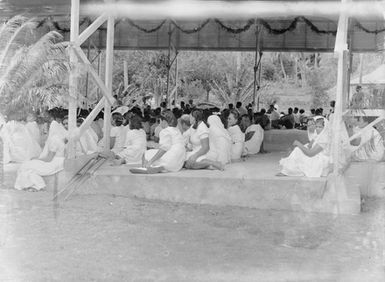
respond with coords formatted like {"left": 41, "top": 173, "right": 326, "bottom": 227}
{"left": 240, "top": 115, "right": 264, "bottom": 156}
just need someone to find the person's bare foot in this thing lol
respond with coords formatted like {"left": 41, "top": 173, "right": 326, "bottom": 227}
{"left": 23, "top": 187, "right": 39, "bottom": 192}
{"left": 275, "top": 172, "right": 287, "bottom": 177}
{"left": 212, "top": 161, "right": 225, "bottom": 171}
{"left": 112, "top": 159, "right": 124, "bottom": 166}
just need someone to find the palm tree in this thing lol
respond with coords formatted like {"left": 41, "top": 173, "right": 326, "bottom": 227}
{"left": 0, "top": 16, "right": 70, "bottom": 118}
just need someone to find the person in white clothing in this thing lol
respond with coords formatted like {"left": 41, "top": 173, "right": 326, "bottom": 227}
{"left": 240, "top": 114, "right": 264, "bottom": 156}
{"left": 76, "top": 118, "right": 98, "bottom": 156}
{"left": 184, "top": 110, "right": 225, "bottom": 170}
{"left": 2, "top": 115, "right": 41, "bottom": 163}
{"left": 14, "top": 119, "right": 68, "bottom": 192}
{"left": 227, "top": 109, "right": 245, "bottom": 161}
{"left": 141, "top": 110, "right": 186, "bottom": 173}
{"left": 278, "top": 116, "right": 331, "bottom": 177}
{"left": 107, "top": 115, "right": 147, "bottom": 165}
{"left": 178, "top": 114, "right": 193, "bottom": 151}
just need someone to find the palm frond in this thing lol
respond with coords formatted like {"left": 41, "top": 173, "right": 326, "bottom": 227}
{"left": 0, "top": 19, "right": 37, "bottom": 73}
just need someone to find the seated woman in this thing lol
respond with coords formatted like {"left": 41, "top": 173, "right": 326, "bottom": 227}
{"left": 240, "top": 114, "right": 264, "bottom": 156}
{"left": 2, "top": 113, "right": 42, "bottom": 163}
{"left": 138, "top": 110, "right": 186, "bottom": 173}
{"left": 184, "top": 110, "right": 225, "bottom": 170}
{"left": 348, "top": 116, "right": 384, "bottom": 162}
{"left": 227, "top": 109, "right": 245, "bottom": 161}
{"left": 14, "top": 123, "right": 68, "bottom": 192}
{"left": 110, "top": 115, "right": 147, "bottom": 165}
{"left": 98, "top": 112, "right": 127, "bottom": 153}
{"left": 75, "top": 117, "right": 98, "bottom": 156}
{"left": 278, "top": 116, "right": 330, "bottom": 177}
{"left": 178, "top": 114, "right": 193, "bottom": 151}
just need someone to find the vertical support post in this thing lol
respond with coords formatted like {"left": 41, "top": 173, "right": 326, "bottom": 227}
{"left": 257, "top": 54, "right": 262, "bottom": 112}
{"left": 332, "top": 50, "right": 349, "bottom": 175}
{"left": 174, "top": 53, "right": 178, "bottom": 104}
{"left": 358, "top": 53, "right": 364, "bottom": 84}
{"left": 123, "top": 60, "right": 128, "bottom": 90}
{"left": 103, "top": 16, "right": 115, "bottom": 151}
{"left": 252, "top": 24, "right": 260, "bottom": 106}
{"left": 68, "top": 0, "right": 80, "bottom": 159}
{"left": 166, "top": 23, "right": 172, "bottom": 108}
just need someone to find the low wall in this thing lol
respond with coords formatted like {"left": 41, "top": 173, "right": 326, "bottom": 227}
{"left": 264, "top": 129, "right": 309, "bottom": 152}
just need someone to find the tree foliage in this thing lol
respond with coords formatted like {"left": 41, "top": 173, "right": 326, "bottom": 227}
{"left": 0, "top": 16, "right": 70, "bottom": 118}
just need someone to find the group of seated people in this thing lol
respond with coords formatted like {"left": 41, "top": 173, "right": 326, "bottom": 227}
{"left": 1, "top": 103, "right": 266, "bottom": 191}
{"left": 2, "top": 97, "right": 384, "bottom": 192}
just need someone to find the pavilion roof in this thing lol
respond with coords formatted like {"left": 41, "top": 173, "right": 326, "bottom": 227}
{"left": 1, "top": 0, "right": 384, "bottom": 52}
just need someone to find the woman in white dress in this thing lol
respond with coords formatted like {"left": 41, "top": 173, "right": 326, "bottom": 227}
{"left": 14, "top": 120, "right": 68, "bottom": 192}
{"left": 240, "top": 114, "right": 264, "bottom": 156}
{"left": 76, "top": 117, "right": 99, "bottom": 156}
{"left": 97, "top": 112, "right": 127, "bottom": 153}
{"left": 279, "top": 116, "right": 331, "bottom": 177}
{"left": 2, "top": 115, "right": 41, "bottom": 163}
{"left": 140, "top": 110, "right": 186, "bottom": 173}
{"left": 111, "top": 115, "right": 147, "bottom": 165}
{"left": 184, "top": 110, "right": 225, "bottom": 170}
{"left": 227, "top": 109, "right": 245, "bottom": 161}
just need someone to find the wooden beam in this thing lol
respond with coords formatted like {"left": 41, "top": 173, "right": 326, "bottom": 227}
{"left": 103, "top": 15, "right": 115, "bottom": 151}
{"left": 332, "top": 0, "right": 350, "bottom": 176}
{"left": 348, "top": 116, "right": 385, "bottom": 144}
{"left": 78, "top": 97, "right": 106, "bottom": 138}
{"left": 77, "top": 13, "right": 108, "bottom": 46}
{"left": 73, "top": 45, "right": 115, "bottom": 105}
{"left": 68, "top": 0, "right": 80, "bottom": 159}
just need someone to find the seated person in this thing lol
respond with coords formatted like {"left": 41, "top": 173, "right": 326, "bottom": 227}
{"left": 240, "top": 114, "right": 264, "bottom": 156}
{"left": 178, "top": 114, "right": 193, "bottom": 151}
{"left": 76, "top": 117, "right": 98, "bottom": 156}
{"left": 279, "top": 107, "right": 295, "bottom": 129}
{"left": 226, "top": 109, "right": 245, "bottom": 161}
{"left": 140, "top": 111, "right": 186, "bottom": 173}
{"left": 14, "top": 124, "right": 67, "bottom": 192}
{"left": 98, "top": 113, "right": 127, "bottom": 154}
{"left": 278, "top": 116, "right": 330, "bottom": 177}
{"left": 2, "top": 116, "right": 41, "bottom": 163}
{"left": 103, "top": 115, "right": 147, "bottom": 165}
{"left": 348, "top": 116, "right": 384, "bottom": 162}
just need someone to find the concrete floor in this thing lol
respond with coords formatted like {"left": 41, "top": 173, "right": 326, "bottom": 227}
{"left": 0, "top": 186, "right": 384, "bottom": 282}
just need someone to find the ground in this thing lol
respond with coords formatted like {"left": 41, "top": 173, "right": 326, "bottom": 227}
{"left": 0, "top": 185, "right": 384, "bottom": 282}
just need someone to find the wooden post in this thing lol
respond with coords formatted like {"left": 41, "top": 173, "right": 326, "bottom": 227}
{"left": 174, "top": 54, "right": 178, "bottom": 104}
{"left": 359, "top": 53, "right": 364, "bottom": 84}
{"left": 103, "top": 15, "right": 115, "bottom": 151}
{"left": 68, "top": 0, "right": 80, "bottom": 159}
{"left": 332, "top": 0, "right": 349, "bottom": 176}
{"left": 166, "top": 23, "right": 172, "bottom": 108}
{"left": 123, "top": 61, "right": 128, "bottom": 90}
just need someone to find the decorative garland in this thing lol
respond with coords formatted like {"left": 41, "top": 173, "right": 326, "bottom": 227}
{"left": 352, "top": 19, "right": 385, "bottom": 34}
{"left": 171, "top": 19, "right": 210, "bottom": 34}
{"left": 36, "top": 16, "right": 385, "bottom": 36}
{"left": 214, "top": 18, "right": 255, "bottom": 34}
{"left": 125, "top": 19, "right": 167, "bottom": 33}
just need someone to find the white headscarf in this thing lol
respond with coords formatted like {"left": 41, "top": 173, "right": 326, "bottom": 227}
{"left": 207, "top": 115, "right": 231, "bottom": 142}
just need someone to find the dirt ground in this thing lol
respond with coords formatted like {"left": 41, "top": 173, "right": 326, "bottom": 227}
{"left": 0, "top": 186, "right": 384, "bottom": 282}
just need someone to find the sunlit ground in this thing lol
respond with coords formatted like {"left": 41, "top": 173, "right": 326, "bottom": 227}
{"left": 0, "top": 186, "right": 383, "bottom": 282}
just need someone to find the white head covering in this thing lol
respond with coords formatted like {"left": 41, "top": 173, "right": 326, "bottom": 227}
{"left": 207, "top": 115, "right": 231, "bottom": 142}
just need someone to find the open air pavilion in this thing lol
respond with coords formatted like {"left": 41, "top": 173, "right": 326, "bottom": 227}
{"left": 1, "top": 0, "right": 385, "bottom": 213}
{"left": 1, "top": 1, "right": 385, "bottom": 280}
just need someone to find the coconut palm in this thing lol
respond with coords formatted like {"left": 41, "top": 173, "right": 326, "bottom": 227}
{"left": 0, "top": 16, "right": 70, "bottom": 118}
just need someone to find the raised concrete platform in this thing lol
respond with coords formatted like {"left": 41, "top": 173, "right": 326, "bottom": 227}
{"left": 3, "top": 151, "right": 361, "bottom": 215}
{"left": 67, "top": 152, "right": 360, "bottom": 214}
